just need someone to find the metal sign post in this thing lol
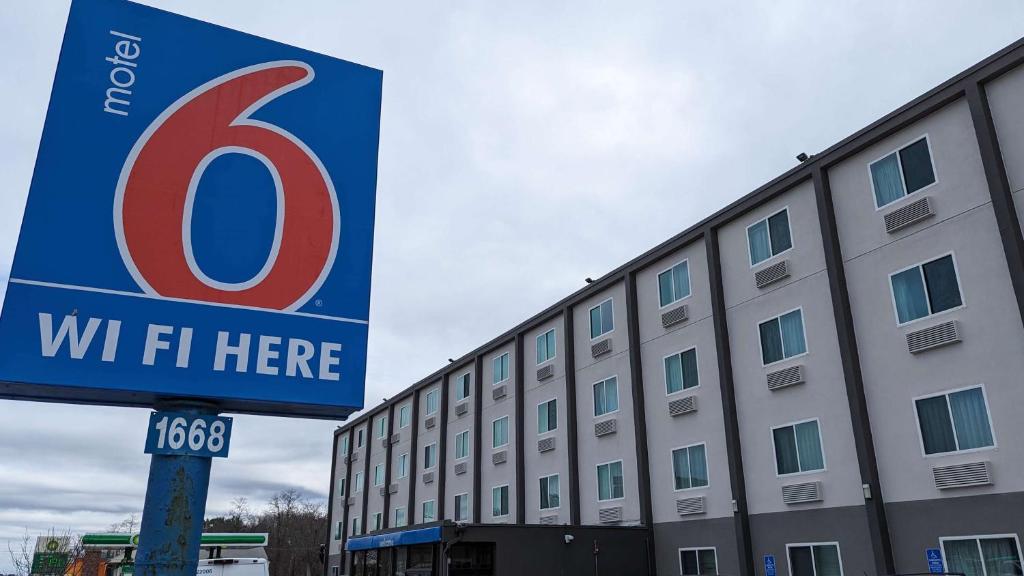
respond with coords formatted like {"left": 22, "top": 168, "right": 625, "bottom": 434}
{"left": 136, "top": 403, "right": 231, "bottom": 575}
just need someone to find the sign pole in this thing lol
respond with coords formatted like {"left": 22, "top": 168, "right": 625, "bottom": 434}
{"left": 135, "top": 402, "right": 219, "bottom": 576}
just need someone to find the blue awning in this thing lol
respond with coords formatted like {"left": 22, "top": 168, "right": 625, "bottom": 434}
{"left": 345, "top": 526, "right": 442, "bottom": 551}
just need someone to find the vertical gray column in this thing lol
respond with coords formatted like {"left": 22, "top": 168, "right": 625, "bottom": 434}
{"left": 705, "top": 227, "right": 754, "bottom": 576}
{"left": 360, "top": 418, "right": 372, "bottom": 537}
{"left": 408, "top": 389, "right": 421, "bottom": 524}
{"left": 562, "top": 307, "right": 581, "bottom": 526}
{"left": 812, "top": 167, "right": 895, "bottom": 575}
{"left": 382, "top": 403, "right": 396, "bottom": 528}
{"left": 514, "top": 333, "right": 527, "bottom": 523}
{"left": 967, "top": 81, "right": 1024, "bottom": 327}
{"left": 473, "top": 355, "right": 484, "bottom": 523}
{"left": 625, "top": 272, "right": 657, "bottom": 575}
{"left": 339, "top": 431, "right": 353, "bottom": 565}
{"left": 323, "top": 432, "right": 340, "bottom": 576}
{"left": 437, "top": 375, "right": 451, "bottom": 519}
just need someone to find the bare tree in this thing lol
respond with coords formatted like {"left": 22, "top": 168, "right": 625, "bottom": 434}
{"left": 7, "top": 528, "right": 83, "bottom": 576}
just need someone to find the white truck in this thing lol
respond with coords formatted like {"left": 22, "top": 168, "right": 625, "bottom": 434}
{"left": 196, "top": 557, "right": 269, "bottom": 576}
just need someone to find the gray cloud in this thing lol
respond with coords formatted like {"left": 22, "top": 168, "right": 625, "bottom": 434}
{"left": 2, "top": 0, "right": 1024, "bottom": 571}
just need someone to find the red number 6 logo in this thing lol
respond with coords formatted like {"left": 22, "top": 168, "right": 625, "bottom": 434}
{"left": 114, "top": 61, "right": 339, "bottom": 311}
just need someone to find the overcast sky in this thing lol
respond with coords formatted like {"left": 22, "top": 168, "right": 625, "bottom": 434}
{"left": 2, "top": 0, "right": 1024, "bottom": 570}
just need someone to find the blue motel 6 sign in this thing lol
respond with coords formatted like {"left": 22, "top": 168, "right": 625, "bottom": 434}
{"left": 0, "top": 0, "right": 381, "bottom": 418}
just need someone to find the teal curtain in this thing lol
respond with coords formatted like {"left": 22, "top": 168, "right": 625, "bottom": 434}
{"left": 748, "top": 220, "right": 771, "bottom": 265}
{"left": 611, "top": 461, "right": 624, "bottom": 498}
{"left": 813, "top": 545, "right": 842, "bottom": 576}
{"left": 899, "top": 138, "right": 936, "bottom": 194}
{"left": 946, "top": 540, "right": 985, "bottom": 576}
{"left": 871, "top": 152, "right": 905, "bottom": 207}
{"left": 760, "top": 318, "right": 783, "bottom": 364}
{"left": 605, "top": 377, "right": 619, "bottom": 413}
{"left": 590, "top": 306, "right": 602, "bottom": 338}
{"left": 549, "top": 475, "right": 560, "bottom": 508}
{"left": 659, "top": 269, "right": 674, "bottom": 307}
{"left": 891, "top": 267, "right": 929, "bottom": 323}
{"left": 598, "top": 465, "right": 611, "bottom": 500}
{"left": 681, "top": 551, "right": 700, "bottom": 576}
{"left": 795, "top": 420, "right": 824, "bottom": 471}
{"left": 981, "top": 537, "right": 1023, "bottom": 576}
{"left": 594, "top": 381, "right": 607, "bottom": 416}
{"left": 690, "top": 444, "right": 708, "bottom": 487}
{"left": 780, "top": 310, "right": 806, "bottom": 357}
{"left": 665, "top": 354, "right": 683, "bottom": 393}
{"left": 682, "top": 349, "right": 699, "bottom": 389}
{"left": 916, "top": 396, "right": 957, "bottom": 454}
{"left": 949, "top": 388, "right": 994, "bottom": 450}
{"left": 674, "top": 261, "right": 691, "bottom": 300}
{"left": 773, "top": 426, "right": 800, "bottom": 474}
{"left": 601, "top": 300, "right": 614, "bottom": 333}
{"left": 673, "top": 448, "right": 691, "bottom": 489}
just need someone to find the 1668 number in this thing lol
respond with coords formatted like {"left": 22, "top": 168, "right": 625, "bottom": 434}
{"left": 145, "top": 411, "right": 232, "bottom": 458}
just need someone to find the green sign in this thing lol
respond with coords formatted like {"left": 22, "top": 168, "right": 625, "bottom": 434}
{"left": 31, "top": 552, "right": 68, "bottom": 575}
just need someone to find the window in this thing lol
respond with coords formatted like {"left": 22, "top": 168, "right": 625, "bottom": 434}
{"left": 747, "top": 208, "right": 792, "bottom": 266}
{"left": 665, "top": 348, "right": 699, "bottom": 394}
{"left": 455, "top": 430, "right": 470, "bottom": 460}
{"left": 341, "top": 435, "right": 350, "bottom": 456}
{"left": 338, "top": 478, "right": 347, "bottom": 497}
{"left": 870, "top": 136, "right": 936, "bottom": 208}
{"left": 773, "top": 420, "right": 825, "bottom": 475}
{"left": 357, "top": 428, "right": 365, "bottom": 448}
{"left": 394, "top": 507, "right": 407, "bottom": 528}
{"left": 425, "top": 388, "right": 439, "bottom": 416}
{"left": 590, "top": 298, "right": 614, "bottom": 339}
{"left": 659, "top": 260, "right": 692, "bottom": 307}
{"left": 376, "top": 416, "right": 388, "bottom": 439}
{"left": 492, "top": 416, "right": 509, "bottom": 448}
{"left": 672, "top": 443, "right": 709, "bottom": 490}
{"left": 493, "top": 352, "right": 510, "bottom": 384}
{"left": 455, "top": 493, "right": 469, "bottom": 522}
{"left": 334, "top": 520, "right": 343, "bottom": 540}
{"left": 593, "top": 377, "right": 619, "bottom": 417}
{"left": 423, "top": 442, "right": 437, "bottom": 469}
{"left": 915, "top": 386, "right": 994, "bottom": 455}
{"left": 455, "top": 373, "right": 471, "bottom": 401}
{"left": 399, "top": 404, "right": 411, "bottom": 428}
{"left": 372, "top": 512, "right": 382, "bottom": 532}
{"left": 398, "top": 453, "right": 409, "bottom": 478}
{"left": 332, "top": 566, "right": 339, "bottom": 576}
{"left": 940, "top": 535, "right": 1023, "bottom": 576}
{"left": 373, "top": 463, "right": 385, "bottom": 486}
{"left": 787, "top": 543, "right": 843, "bottom": 576}
{"left": 759, "top": 309, "right": 806, "bottom": 365}
{"left": 537, "top": 329, "right": 556, "bottom": 364}
{"left": 890, "top": 254, "right": 963, "bottom": 325}
{"left": 354, "top": 471, "right": 363, "bottom": 493}
{"left": 422, "top": 500, "right": 436, "bottom": 523}
{"left": 680, "top": 548, "right": 717, "bottom": 576}
{"left": 539, "top": 474, "right": 560, "bottom": 510}
{"left": 492, "top": 485, "right": 509, "bottom": 517}
{"left": 538, "top": 399, "right": 558, "bottom": 434}
{"left": 351, "top": 516, "right": 361, "bottom": 536}
{"left": 597, "top": 461, "right": 624, "bottom": 501}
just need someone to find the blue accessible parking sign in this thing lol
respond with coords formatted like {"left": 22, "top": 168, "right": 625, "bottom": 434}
{"left": 0, "top": 0, "right": 381, "bottom": 418}
{"left": 764, "top": 554, "right": 777, "bottom": 576}
{"left": 927, "top": 548, "right": 945, "bottom": 574}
